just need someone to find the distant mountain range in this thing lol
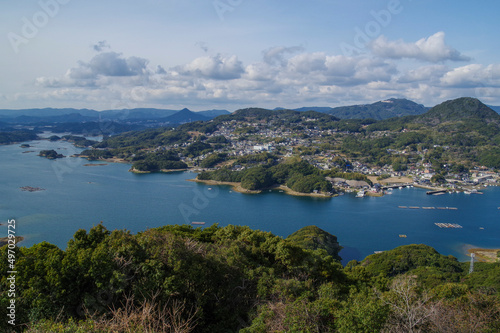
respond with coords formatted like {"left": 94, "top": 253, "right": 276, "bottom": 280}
{"left": 275, "top": 98, "right": 429, "bottom": 120}
{"left": 0, "top": 107, "right": 230, "bottom": 124}
{"left": 1, "top": 98, "right": 499, "bottom": 126}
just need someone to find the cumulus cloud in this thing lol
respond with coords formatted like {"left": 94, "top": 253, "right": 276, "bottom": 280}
{"left": 177, "top": 54, "right": 244, "bottom": 80}
{"left": 28, "top": 43, "right": 500, "bottom": 110}
{"left": 262, "top": 46, "right": 304, "bottom": 66}
{"left": 398, "top": 65, "right": 449, "bottom": 83}
{"left": 440, "top": 64, "right": 500, "bottom": 87}
{"left": 37, "top": 52, "right": 149, "bottom": 88}
{"left": 369, "top": 32, "right": 470, "bottom": 62}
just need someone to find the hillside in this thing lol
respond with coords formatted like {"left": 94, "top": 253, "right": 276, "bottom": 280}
{"left": 417, "top": 97, "right": 500, "bottom": 125}
{"left": 161, "top": 108, "right": 210, "bottom": 123}
{"left": 326, "top": 98, "right": 428, "bottom": 120}
{"left": 2, "top": 224, "right": 499, "bottom": 332}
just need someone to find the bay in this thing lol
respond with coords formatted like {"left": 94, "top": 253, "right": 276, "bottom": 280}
{"left": 1, "top": 139, "right": 499, "bottom": 264}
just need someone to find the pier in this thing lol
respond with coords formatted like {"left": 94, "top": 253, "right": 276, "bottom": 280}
{"left": 426, "top": 189, "right": 448, "bottom": 195}
{"left": 382, "top": 183, "right": 413, "bottom": 190}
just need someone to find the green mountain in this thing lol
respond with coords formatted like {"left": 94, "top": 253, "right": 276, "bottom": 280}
{"left": 326, "top": 98, "right": 428, "bottom": 120}
{"left": 417, "top": 97, "right": 500, "bottom": 125}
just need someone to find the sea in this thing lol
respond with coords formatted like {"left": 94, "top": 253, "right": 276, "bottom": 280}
{"left": 1, "top": 137, "right": 499, "bottom": 264}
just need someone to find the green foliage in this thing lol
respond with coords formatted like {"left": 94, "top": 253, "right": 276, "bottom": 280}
{"left": 80, "top": 149, "right": 113, "bottom": 160}
{"left": 61, "top": 135, "right": 98, "bottom": 147}
{"left": 2, "top": 225, "right": 500, "bottom": 332}
{"left": 0, "top": 131, "right": 38, "bottom": 144}
{"left": 286, "top": 173, "right": 332, "bottom": 193}
{"left": 198, "top": 158, "right": 333, "bottom": 193}
{"left": 479, "top": 148, "right": 500, "bottom": 168}
{"left": 241, "top": 166, "right": 274, "bottom": 190}
{"left": 38, "top": 149, "right": 64, "bottom": 159}
{"left": 183, "top": 141, "right": 212, "bottom": 158}
{"left": 361, "top": 244, "right": 464, "bottom": 278}
{"left": 431, "top": 173, "right": 446, "bottom": 183}
{"left": 205, "top": 135, "right": 229, "bottom": 143}
{"left": 286, "top": 226, "right": 342, "bottom": 261}
{"left": 132, "top": 151, "right": 187, "bottom": 172}
{"left": 199, "top": 153, "right": 227, "bottom": 168}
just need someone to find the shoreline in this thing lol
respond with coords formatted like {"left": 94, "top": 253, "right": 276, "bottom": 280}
{"left": 0, "top": 236, "right": 24, "bottom": 247}
{"left": 466, "top": 247, "right": 500, "bottom": 263}
{"left": 188, "top": 178, "right": 334, "bottom": 198}
{"left": 130, "top": 168, "right": 189, "bottom": 174}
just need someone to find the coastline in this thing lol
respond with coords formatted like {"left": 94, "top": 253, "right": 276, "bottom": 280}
{"left": 467, "top": 247, "right": 500, "bottom": 263}
{"left": 188, "top": 178, "right": 334, "bottom": 198}
{"left": 0, "top": 236, "right": 24, "bottom": 247}
{"left": 130, "top": 167, "right": 189, "bottom": 174}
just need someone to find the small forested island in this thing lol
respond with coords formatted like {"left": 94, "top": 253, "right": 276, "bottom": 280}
{"left": 20, "top": 143, "right": 30, "bottom": 148}
{"left": 0, "top": 223, "right": 498, "bottom": 332}
{"left": 20, "top": 186, "right": 45, "bottom": 192}
{"left": 38, "top": 149, "right": 64, "bottom": 159}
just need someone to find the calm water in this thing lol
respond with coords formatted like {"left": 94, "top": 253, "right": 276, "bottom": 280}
{"left": 1, "top": 139, "right": 499, "bottom": 264}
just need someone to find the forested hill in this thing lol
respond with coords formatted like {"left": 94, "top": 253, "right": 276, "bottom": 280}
{"left": 1, "top": 224, "right": 498, "bottom": 332}
{"left": 325, "top": 98, "right": 428, "bottom": 120}
{"left": 417, "top": 97, "right": 500, "bottom": 125}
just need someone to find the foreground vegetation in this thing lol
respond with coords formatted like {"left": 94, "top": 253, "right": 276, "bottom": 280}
{"left": 1, "top": 224, "right": 499, "bottom": 332}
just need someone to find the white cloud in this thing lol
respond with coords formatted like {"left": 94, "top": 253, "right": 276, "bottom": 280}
{"left": 36, "top": 52, "right": 149, "bottom": 88}
{"left": 440, "top": 64, "right": 500, "bottom": 87}
{"left": 177, "top": 54, "right": 244, "bottom": 80}
{"left": 398, "top": 65, "right": 449, "bottom": 83}
{"left": 25, "top": 45, "right": 500, "bottom": 110}
{"left": 369, "top": 32, "right": 470, "bottom": 62}
{"left": 262, "top": 46, "right": 304, "bottom": 66}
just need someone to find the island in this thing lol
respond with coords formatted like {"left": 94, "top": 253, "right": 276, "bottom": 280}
{"left": 38, "top": 149, "right": 64, "bottom": 159}
{"left": 20, "top": 186, "right": 46, "bottom": 192}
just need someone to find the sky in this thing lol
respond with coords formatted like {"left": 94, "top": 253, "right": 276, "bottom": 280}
{"left": 1, "top": 0, "right": 500, "bottom": 111}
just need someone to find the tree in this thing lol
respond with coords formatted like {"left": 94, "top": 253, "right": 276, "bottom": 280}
{"left": 381, "top": 275, "right": 435, "bottom": 333}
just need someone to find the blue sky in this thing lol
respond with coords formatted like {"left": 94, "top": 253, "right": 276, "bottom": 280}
{"left": 1, "top": 0, "right": 500, "bottom": 111}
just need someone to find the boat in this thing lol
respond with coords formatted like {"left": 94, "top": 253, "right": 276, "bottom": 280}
{"left": 399, "top": 234, "right": 407, "bottom": 238}
{"left": 355, "top": 190, "right": 365, "bottom": 198}
{"left": 191, "top": 222, "right": 206, "bottom": 225}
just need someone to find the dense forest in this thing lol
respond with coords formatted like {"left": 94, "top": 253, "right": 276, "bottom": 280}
{"left": 1, "top": 224, "right": 498, "bottom": 332}
{"left": 0, "top": 131, "right": 38, "bottom": 145}
{"left": 198, "top": 157, "right": 334, "bottom": 193}
{"left": 38, "top": 149, "right": 64, "bottom": 159}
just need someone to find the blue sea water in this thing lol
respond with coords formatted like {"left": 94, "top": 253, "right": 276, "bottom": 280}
{"left": 1, "top": 139, "right": 499, "bottom": 264}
